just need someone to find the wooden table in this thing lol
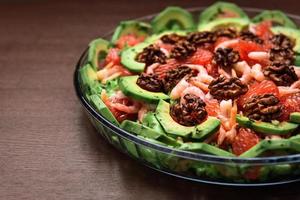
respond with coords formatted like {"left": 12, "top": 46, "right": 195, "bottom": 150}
{"left": 1, "top": 0, "right": 300, "bottom": 199}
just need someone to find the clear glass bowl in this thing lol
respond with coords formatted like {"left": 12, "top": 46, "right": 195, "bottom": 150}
{"left": 74, "top": 7, "right": 300, "bottom": 186}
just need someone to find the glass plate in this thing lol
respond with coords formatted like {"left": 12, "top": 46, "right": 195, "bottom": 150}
{"left": 74, "top": 7, "right": 300, "bottom": 186}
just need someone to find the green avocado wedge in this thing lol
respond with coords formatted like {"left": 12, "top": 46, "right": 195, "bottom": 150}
{"left": 240, "top": 137, "right": 300, "bottom": 158}
{"left": 142, "top": 112, "right": 165, "bottom": 134}
{"left": 120, "top": 120, "right": 181, "bottom": 147}
{"left": 111, "top": 20, "right": 152, "bottom": 44}
{"left": 179, "top": 143, "right": 235, "bottom": 157}
{"left": 87, "top": 38, "right": 110, "bottom": 70}
{"left": 290, "top": 112, "right": 300, "bottom": 124}
{"left": 198, "top": 1, "right": 249, "bottom": 25}
{"left": 152, "top": 6, "right": 195, "bottom": 33}
{"left": 119, "top": 76, "right": 170, "bottom": 103}
{"left": 120, "top": 42, "right": 149, "bottom": 72}
{"left": 156, "top": 100, "right": 220, "bottom": 139}
{"left": 198, "top": 18, "right": 250, "bottom": 32}
{"left": 252, "top": 10, "right": 297, "bottom": 28}
{"left": 88, "top": 94, "right": 119, "bottom": 126}
{"left": 236, "top": 115, "right": 299, "bottom": 135}
{"left": 79, "top": 64, "right": 102, "bottom": 96}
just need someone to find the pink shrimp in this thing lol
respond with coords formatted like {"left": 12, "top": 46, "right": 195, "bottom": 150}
{"left": 190, "top": 78, "right": 210, "bottom": 92}
{"left": 217, "top": 125, "right": 237, "bottom": 146}
{"left": 146, "top": 63, "right": 160, "bottom": 74}
{"left": 278, "top": 87, "right": 300, "bottom": 96}
{"left": 180, "top": 86, "right": 205, "bottom": 103}
{"left": 248, "top": 51, "right": 269, "bottom": 61}
{"left": 233, "top": 61, "right": 252, "bottom": 83}
{"left": 170, "top": 79, "right": 190, "bottom": 99}
{"left": 110, "top": 101, "right": 140, "bottom": 114}
{"left": 214, "top": 39, "right": 239, "bottom": 51}
{"left": 251, "top": 64, "right": 266, "bottom": 82}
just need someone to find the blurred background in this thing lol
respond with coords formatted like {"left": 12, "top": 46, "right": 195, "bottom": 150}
{"left": 1, "top": 0, "right": 300, "bottom": 199}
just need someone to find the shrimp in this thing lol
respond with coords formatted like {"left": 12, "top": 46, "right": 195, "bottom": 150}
{"left": 214, "top": 39, "right": 239, "bottom": 51}
{"left": 219, "top": 99, "right": 232, "bottom": 131}
{"left": 278, "top": 80, "right": 300, "bottom": 96}
{"left": 160, "top": 47, "right": 170, "bottom": 57}
{"left": 104, "top": 90, "right": 141, "bottom": 114}
{"left": 97, "top": 62, "right": 130, "bottom": 84}
{"left": 146, "top": 63, "right": 160, "bottom": 74}
{"left": 278, "top": 86, "right": 300, "bottom": 96}
{"left": 248, "top": 51, "right": 269, "bottom": 61}
{"left": 180, "top": 86, "right": 205, "bottom": 103}
{"left": 217, "top": 124, "right": 237, "bottom": 145}
{"left": 170, "top": 78, "right": 190, "bottom": 99}
{"left": 110, "top": 102, "right": 140, "bottom": 114}
{"left": 251, "top": 64, "right": 266, "bottom": 82}
{"left": 190, "top": 78, "right": 210, "bottom": 92}
{"left": 217, "top": 126, "right": 227, "bottom": 145}
{"left": 233, "top": 61, "right": 252, "bottom": 83}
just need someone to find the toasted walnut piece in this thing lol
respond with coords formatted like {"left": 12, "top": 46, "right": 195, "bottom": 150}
{"left": 170, "top": 40, "right": 196, "bottom": 59}
{"left": 263, "top": 65, "right": 298, "bottom": 86}
{"left": 271, "top": 34, "right": 295, "bottom": 49}
{"left": 170, "top": 94, "right": 207, "bottom": 126}
{"left": 187, "top": 31, "right": 216, "bottom": 45}
{"left": 163, "top": 66, "right": 194, "bottom": 92}
{"left": 214, "top": 28, "right": 237, "bottom": 38}
{"left": 213, "top": 48, "right": 240, "bottom": 69}
{"left": 239, "top": 30, "right": 263, "bottom": 44}
{"left": 161, "top": 34, "right": 186, "bottom": 44}
{"left": 136, "top": 44, "right": 167, "bottom": 66}
{"left": 208, "top": 76, "right": 248, "bottom": 100}
{"left": 243, "top": 94, "right": 282, "bottom": 122}
{"left": 269, "top": 47, "right": 295, "bottom": 66}
{"left": 136, "top": 73, "right": 164, "bottom": 92}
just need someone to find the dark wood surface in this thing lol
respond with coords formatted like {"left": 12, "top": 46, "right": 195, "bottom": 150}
{"left": 2, "top": 0, "right": 300, "bottom": 199}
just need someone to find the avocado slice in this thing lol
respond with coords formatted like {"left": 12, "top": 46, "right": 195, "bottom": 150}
{"left": 236, "top": 115, "right": 299, "bottom": 135}
{"left": 290, "top": 112, "right": 300, "bottom": 123}
{"left": 252, "top": 10, "right": 297, "bottom": 28}
{"left": 142, "top": 112, "right": 165, "bottom": 134}
{"left": 111, "top": 20, "right": 152, "bottom": 44}
{"left": 120, "top": 120, "right": 181, "bottom": 147}
{"left": 88, "top": 94, "right": 119, "bottom": 126}
{"left": 191, "top": 117, "right": 221, "bottom": 140}
{"left": 239, "top": 139, "right": 292, "bottom": 158}
{"left": 198, "top": 18, "right": 250, "bottom": 32}
{"left": 199, "top": 2, "right": 248, "bottom": 25}
{"left": 271, "top": 26, "right": 300, "bottom": 52}
{"left": 87, "top": 38, "right": 110, "bottom": 70}
{"left": 151, "top": 6, "right": 195, "bottom": 33}
{"left": 179, "top": 143, "right": 235, "bottom": 157}
{"left": 155, "top": 100, "right": 220, "bottom": 139}
{"left": 79, "top": 64, "right": 102, "bottom": 96}
{"left": 120, "top": 42, "right": 149, "bottom": 72}
{"left": 119, "top": 75, "right": 169, "bottom": 103}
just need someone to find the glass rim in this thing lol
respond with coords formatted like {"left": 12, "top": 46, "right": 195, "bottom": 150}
{"left": 74, "top": 7, "right": 300, "bottom": 165}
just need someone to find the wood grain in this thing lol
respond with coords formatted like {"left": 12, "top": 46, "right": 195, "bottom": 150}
{"left": 1, "top": 0, "right": 300, "bottom": 199}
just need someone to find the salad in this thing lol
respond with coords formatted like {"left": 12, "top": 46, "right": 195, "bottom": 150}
{"left": 79, "top": 1, "right": 300, "bottom": 161}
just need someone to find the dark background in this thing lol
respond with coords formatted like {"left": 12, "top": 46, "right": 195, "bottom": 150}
{"left": 1, "top": 0, "right": 300, "bottom": 199}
